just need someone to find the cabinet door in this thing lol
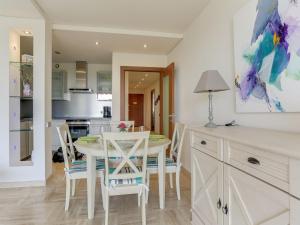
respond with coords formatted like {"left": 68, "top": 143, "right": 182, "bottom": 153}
{"left": 192, "top": 149, "right": 224, "bottom": 225}
{"left": 52, "top": 72, "right": 64, "bottom": 99}
{"left": 224, "top": 165, "right": 290, "bottom": 225}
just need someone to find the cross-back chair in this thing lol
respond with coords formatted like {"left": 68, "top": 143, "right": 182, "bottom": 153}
{"left": 56, "top": 123, "right": 104, "bottom": 211}
{"left": 147, "top": 122, "right": 187, "bottom": 201}
{"left": 102, "top": 131, "right": 150, "bottom": 225}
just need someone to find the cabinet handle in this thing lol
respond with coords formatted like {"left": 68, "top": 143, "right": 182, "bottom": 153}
{"left": 222, "top": 204, "right": 229, "bottom": 215}
{"left": 247, "top": 157, "right": 260, "bottom": 165}
{"left": 200, "top": 140, "right": 207, "bottom": 145}
{"left": 217, "top": 198, "right": 222, "bottom": 209}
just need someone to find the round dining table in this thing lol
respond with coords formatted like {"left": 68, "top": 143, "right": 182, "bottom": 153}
{"left": 74, "top": 137, "right": 171, "bottom": 220}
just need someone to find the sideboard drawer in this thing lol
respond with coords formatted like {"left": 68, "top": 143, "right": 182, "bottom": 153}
{"left": 224, "top": 141, "right": 289, "bottom": 192}
{"left": 191, "top": 131, "right": 223, "bottom": 160}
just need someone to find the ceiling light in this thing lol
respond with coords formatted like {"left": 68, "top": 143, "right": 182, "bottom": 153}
{"left": 141, "top": 78, "right": 145, "bottom": 81}
{"left": 145, "top": 74, "right": 148, "bottom": 77}
{"left": 143, "top": 44, "right": 148, "bottom": 48}
{"left": 95, "top": 41, "right": 99, "bottom": 45}
{"left": 24, "top": 30, "right": 31, "bottom": 35}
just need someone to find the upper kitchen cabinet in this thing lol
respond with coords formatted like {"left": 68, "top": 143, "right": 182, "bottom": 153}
{"left": 52, "top": 70, "right": 68, "bottom": 100}
{"left": 9, "top": 30, "right": 34, "bottom": 166}
{"left": 97, "top": 71, "right": 112, "bottom": 101}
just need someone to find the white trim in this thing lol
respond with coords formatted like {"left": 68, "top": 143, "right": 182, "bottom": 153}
{"left": 53, "top": 24, "right": 184, "bottom": 39}
{"left": 30, "top": 0, "right": 49, "bottom": 20}
{"left": 0, "top": 180, "right": 46, "bottom": 188}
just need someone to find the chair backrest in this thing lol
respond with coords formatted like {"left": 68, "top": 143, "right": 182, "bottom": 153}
{"left": 109, "top": 121, "right": 135, "bottom": 132}
{"left": 102, "top": 131, "right": 150, "bottom": 186}
{"left": 170, "top": 123, "right": 187, "bottom": 166}
{"left": 56, "top": 123, "right": 76, "bottom": 170}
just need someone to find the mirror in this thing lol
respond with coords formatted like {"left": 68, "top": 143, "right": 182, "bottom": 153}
{"left": 9, "top": 29, "right": 34, "bottom": 166}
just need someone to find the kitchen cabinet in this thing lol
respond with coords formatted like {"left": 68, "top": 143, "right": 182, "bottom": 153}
{"left": 97, "top": 71, "right": 112, "bottom": 94}
{"left": 52, "top": 71, "right": 68, "bottom": 100}
{"left": 190, "top": 126, "right": 300, "bottom": 225}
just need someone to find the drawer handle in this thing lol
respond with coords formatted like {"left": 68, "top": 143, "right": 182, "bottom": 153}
{"left": 247, "top": 157, "right": 260, "bottom": 165}
{"left": 217, "top": 198, "right": 222, "bottom": 209}
{"left": 200, "top": 140, "right": 207, "bottom": 145}
{"left": 222, "top": 204, "right": 229, "bottom": 215}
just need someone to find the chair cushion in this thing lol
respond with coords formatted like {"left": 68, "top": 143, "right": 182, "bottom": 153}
{"left": 147, "top": 157, "right": 177, "bottom": 168}
{"left": 109, "top": 177, "right": 143, "bottom": 186}
{"left": 66, "top": 159, "right": 105, "bottom": 174}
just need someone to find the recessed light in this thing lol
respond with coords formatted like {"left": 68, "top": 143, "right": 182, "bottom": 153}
{"left": 145, "top": 74, "right": 148, "bottom": 77}
{"left": 141, "top": 78, "right": 145, "bottom": 81}
{"left": 143, "top": 44, "right": 148, "bottom": 48}
{"left": 95, "top": 41, "right": 99, "bottom": 45}
{"left": 24, "top": 30, "right": 31, "bottom": 35}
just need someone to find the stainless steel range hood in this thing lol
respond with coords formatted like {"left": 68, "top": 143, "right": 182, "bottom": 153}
{"left": 69, "top": 61, "right": 93, "bottom": 93}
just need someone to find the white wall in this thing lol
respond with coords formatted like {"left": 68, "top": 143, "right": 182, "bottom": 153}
{"left": 112, "top": 52, "right": 167, "bottom": 120}
{"left": 52, "top": 63, "right": 112, "bottom": 92}
{"left": 0, "top": 16, "right": 49, "bottom": 185}
{"left": 168, "top": 0, "right": 300, "bottom": 172}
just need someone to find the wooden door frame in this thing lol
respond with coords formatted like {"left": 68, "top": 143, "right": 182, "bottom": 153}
{"left": 161, "top": 63, "right": 175, "bottom": 137}
{"left": 120, "top": 66, "right": 165, "bottom": 132}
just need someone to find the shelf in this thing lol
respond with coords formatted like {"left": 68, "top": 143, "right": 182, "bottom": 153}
{"left": 10, "top": 129, "right": 33, "bottom": 132}
{"left": 9, "top": 96, "right": 33, "bottom": 100}
{"left": 9, "top": 61, "right": 33, "bottom": 67}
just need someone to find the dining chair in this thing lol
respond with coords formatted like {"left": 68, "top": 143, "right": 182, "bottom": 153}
{"left": 102, "top": 131, "right": 150, "bottom": 225}
{"left": 56, "top": 123, "right": 105, "bottom": 211}
{"left": 109, "top": 121, "right": 135, "bottom": 132}
{"left": 146, "top": 122, "right": 187, "bottom": 201}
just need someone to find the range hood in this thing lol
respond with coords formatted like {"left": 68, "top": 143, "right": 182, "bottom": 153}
{"left": 69, "top": 61, "right": 93, "bottom": 93}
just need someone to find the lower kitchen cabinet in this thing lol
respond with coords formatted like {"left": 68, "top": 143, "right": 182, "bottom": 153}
{"left": 190, "top": 127, "right": 300, "bottom": 225}
{"left": 191, "top": 149, "right": 223, "bottom": 225}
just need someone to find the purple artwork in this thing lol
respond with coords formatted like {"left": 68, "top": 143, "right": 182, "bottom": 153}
{"left": 234, "top": 0, "right": 300, "bottom": 112}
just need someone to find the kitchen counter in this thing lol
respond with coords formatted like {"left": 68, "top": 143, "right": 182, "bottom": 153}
{"left": 52, "top": 117, "right": 111, "bottom": 120}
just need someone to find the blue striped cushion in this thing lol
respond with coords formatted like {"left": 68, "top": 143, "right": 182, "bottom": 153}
{"left": 109, "top": 177, "right": 142, "bottom": 186}
{"left": 67, "top": 159, "right": 105, "bottom": 174}
{"left": 147, "top": 157, "right": 176, "bottom": 168}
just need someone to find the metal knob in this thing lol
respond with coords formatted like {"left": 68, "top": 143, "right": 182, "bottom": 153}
{"left": 201, "top": 140, "right": 207, "bottom": 145}
{"left": 217, "top": 198, "right": 222, "bottom": 209}
{"left": 222, "top": 204, "right": 228, "bottom": 215}
{"left": 247, "top": 157, "right": 260, "bottom": 165}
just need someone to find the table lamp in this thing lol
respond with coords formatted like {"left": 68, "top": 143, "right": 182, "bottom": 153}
{"left": 194, "top": 70, "right": 230, "bottom": 128}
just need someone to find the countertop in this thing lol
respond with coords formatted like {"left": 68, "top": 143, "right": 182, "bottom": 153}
{"left": 190, "top": 125, "right": 300, "bottom": 159}
{"left": 52, "top": 117, "right": 111, "bottom": 120}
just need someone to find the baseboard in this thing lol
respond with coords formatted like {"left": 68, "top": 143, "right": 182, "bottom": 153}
{"left": 0, "top": 180, "right": 46, "bottom": 188}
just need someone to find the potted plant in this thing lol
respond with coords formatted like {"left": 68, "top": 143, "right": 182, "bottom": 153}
{"left": 117, "top": 122, "right": 128, "bottom": 132}
{"left": 21, "top": 67, "right": 33, "bottom": 97}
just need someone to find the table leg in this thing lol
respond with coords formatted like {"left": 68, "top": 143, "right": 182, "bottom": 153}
{"left": 87, "top": 154, "right": 96, "bottom": 219}
{"left": 158, "top": 148, "right": 166, "bottom": 209}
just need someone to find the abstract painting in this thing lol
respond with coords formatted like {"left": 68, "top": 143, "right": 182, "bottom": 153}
{"left": 234, "top": 0, "right": 300, "bottom": 112}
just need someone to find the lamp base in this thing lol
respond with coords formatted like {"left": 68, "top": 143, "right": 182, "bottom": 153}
{"left": 205, "top": 121, "right": 217, "bottom": 128}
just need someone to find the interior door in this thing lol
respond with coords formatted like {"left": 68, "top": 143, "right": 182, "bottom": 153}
{"left": 192, "top": 149, "right": 224, "bottom": 225}
{"left": 160, "top": 63, "right": 175, "bottom": 138}
{"left": 223, "top": 165, "right": 290, "bottom": 225}
{"left": 128, "top": 94, "right": 144, "bottom": 127}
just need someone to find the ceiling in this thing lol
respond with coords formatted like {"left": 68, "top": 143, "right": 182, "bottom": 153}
{"left": 52, "top": 30, "right": 181, "bottom": 63}
{"left": 36, "top": 0, "right": 209, "bottom": 34}
{"left": 0, "top": 0, "right": 41, "bottom": 19}
{"left": 128, "top": 72, "right": 160, "bottom": 90}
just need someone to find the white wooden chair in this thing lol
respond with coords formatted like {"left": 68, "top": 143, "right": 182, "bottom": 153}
{"left": 146, "top": 123, "right": 187, "bottom": 201}
{"left": 56, "top": 123, "right": 105, "bottom": 211}
{"left": 102, "top": 131, "right": 150, "bottom": 225}
{"left": 109, "top": 121, "right": 135, "bottom": 132}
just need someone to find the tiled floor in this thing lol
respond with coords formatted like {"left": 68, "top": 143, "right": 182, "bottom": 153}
{"left": 0, "top": 163, "right": 191, "bottom": 225}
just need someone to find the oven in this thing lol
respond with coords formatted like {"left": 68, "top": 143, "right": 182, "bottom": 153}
{"left": 66, "top": 119, "right": 90, "bottom": 142}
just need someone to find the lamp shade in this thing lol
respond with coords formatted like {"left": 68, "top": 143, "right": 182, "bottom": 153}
{"left": 194, "top": 70, "right": 230, "bottom": 93}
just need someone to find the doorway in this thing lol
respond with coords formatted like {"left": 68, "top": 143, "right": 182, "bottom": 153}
{"left": 128, "top": 94, "right": 144, "bottom": 127}
{"left": 120, "top": 64, "right": 175, "bottom": 137}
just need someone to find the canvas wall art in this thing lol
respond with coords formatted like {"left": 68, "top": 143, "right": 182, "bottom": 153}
{"left": 234, "top": 0, "right": 300, "bottom": 112}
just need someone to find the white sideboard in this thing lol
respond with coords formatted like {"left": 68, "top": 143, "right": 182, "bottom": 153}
{"left": 190, "top": 126, "right": 300, "bottom": 225}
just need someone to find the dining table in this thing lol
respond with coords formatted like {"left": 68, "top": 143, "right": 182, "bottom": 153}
{"left": 74, "top": 136, "right": 171, "bottom": 220}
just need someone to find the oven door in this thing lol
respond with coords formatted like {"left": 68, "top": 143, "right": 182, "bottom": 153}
{"left": 68, "top": 124, "right": 89, "bottom": 142}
